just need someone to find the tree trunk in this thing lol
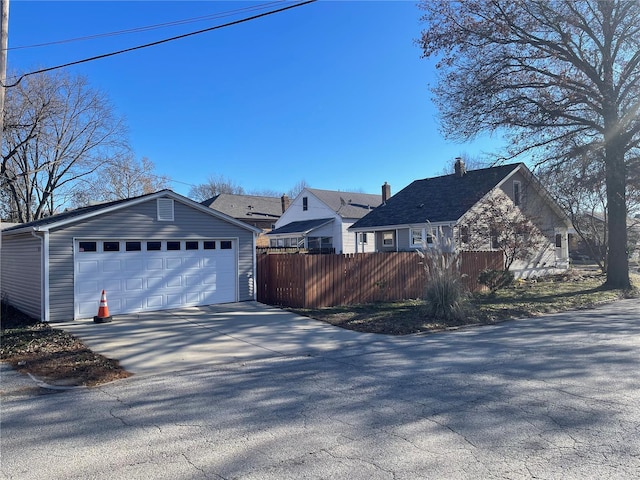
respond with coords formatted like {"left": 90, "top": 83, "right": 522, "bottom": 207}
{"left": 604, "top": 141, "right": 630, "bottom": 289}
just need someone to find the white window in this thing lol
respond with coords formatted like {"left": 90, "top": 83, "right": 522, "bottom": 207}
{"left": 382, "top": 231, "right": 394, "bottom": 246}
{"left": 358, "top": 233, "right": 368, "bottom": 244}
{"left": 411, "top": 228, "right": 435, "bottom": 248}
{"left": 411, "top": 228, "right": 423, "bottom": 246}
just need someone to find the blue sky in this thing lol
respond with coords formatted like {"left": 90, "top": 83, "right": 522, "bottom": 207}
{"left": 8, "top": 0, "right": 505, "bottom": 198}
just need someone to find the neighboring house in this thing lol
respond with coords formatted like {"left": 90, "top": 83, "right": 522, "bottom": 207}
{"left": 1, "top": 190, "right": 261, "bottom": 322}
{"left": 350, "top": 161, "right": 572, "bottom": 278}
{"left": 571, "top": 212, "right": 640, "bottom": 263}
{"left": 268, "top": 187, "right": 385, "bottom": 254}
{"left": 201, "top": 193, "right": 287, "bottom": 247}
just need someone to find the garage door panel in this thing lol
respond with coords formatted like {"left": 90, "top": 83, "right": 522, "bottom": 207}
{"left": 125, "top": 278, "right": 144, "bottom": 291}
{"left": 166, "top": 258, "right": 182, "bottom": 270}
{"left": 103, "top": 279, "right": 123, "bottom": 293}
{"left": 185, "top": 274, "right": 201, "bottom": 287}
{"left": 74, "top": 239, "right": 238, "bottom": 319}
{"left": 124, "top": 297, "right": 144, "bottom": 311}
{"left": 185, "top": 292, "right": 200, "bottom": 303}
{"left": 77, "top": 260, "right": 99, "bottom": 274}
{"left": 102, "top": 260, "right": 123, "bottom": 273}
{"left": 166, "top": 293, "right": 183, "bottom": 306}
{"left": 125, "top": 258, "right": 144, "bottom": 271}
{"left": 146, "top": 276, "right": 164, "bottom": 289}
{"left": 146, "top": 258, "right": 163, "bottom": 270}
{"left": 146, "top": 295, "right": 163, "bottom": 308}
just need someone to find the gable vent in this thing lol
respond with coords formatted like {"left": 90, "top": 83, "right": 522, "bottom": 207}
{"left": 157, "top": 198, "right": 174, "bottom": 221}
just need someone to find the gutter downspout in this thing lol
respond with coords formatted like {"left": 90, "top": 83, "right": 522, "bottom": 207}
{"left": 252, "top": 232, "right": 257, "bottom": 301}
{"left": 30, "top": 228, "right": 50, "bottom": 322}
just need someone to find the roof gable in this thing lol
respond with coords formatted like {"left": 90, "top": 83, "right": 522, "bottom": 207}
{"left": 351, "top": 163, "right": 523, "bottom": 230}
{"left": 3, "top": 190, "right": 262, "bottom": 235}
{"left": 305, "top": 188, "right": 381, "bottom": 219}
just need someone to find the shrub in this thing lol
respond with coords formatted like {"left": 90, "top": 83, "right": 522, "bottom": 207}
{"left": 478, "top": 269, "right": 515, "bottom": 293}
{"left": 417, "top": 225, "right": 470, "bottom": 322}
{"left": 422, "top": 270, "right": 470, "bottom": 322}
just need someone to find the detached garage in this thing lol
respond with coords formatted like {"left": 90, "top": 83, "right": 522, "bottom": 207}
{"left": 1, "top": 190, "right": 261, "bottom": 322}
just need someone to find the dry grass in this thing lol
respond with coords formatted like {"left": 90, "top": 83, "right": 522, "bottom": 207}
{"left": 291, "top": 269, "right": 639, "bottom": 335}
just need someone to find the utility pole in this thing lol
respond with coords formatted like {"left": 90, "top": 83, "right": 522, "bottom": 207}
{"left": 0, "top": 0, "right": 7, "bottom": 266}
{"left": 0, "top": 0, "right": 8, "bottom": 150}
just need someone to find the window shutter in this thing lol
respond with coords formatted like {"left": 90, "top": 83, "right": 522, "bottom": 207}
{"left": 157, "top": 198, "right": 174, "bottom": 221}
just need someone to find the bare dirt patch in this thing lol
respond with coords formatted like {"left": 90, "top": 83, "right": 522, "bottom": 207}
{"left": 1, "top": 303, "right": 131, "bottom": 387}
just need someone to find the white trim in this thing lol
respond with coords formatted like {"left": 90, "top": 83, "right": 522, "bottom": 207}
{"left": 72, "top": 236, "right": 240, "bottom": 318}
{"left": 513, "top": 180, "right": 522, "bottom": 206}
{"left": 382, "top": 231, "right": 395, "bottom": 247}
{"left": 157, "top": 198, "right": 175, "bottom": 221}
{"left": 349, "top": 221, "right": 450, "bottom": 233}
{"left": 5, "top": 190, "right": 262, "bottom": 236}
{"left": 251, "top": 232, "right": 257, "bottom": 300}
{"left": 43, "top": 231, "right": 50, "bottom": 323}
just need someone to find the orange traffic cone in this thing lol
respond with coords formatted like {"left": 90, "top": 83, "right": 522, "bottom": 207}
{"left": 93, "top": 289, "right": 113, "bottom": 323}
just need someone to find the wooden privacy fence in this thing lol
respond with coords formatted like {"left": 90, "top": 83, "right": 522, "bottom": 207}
{"left": 256, "top": 251, "right": 504, "bottom": 309}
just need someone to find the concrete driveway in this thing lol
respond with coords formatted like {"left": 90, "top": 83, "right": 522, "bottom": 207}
{"left": 58, "top": 301, "right": 395, "bottom": 374}
{"left": 2, "top": 298, "right": 640, "bottom": 479}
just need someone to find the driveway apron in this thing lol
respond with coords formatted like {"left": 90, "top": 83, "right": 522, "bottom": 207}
{"left": 58, "top": 301, "right": 395, "bottom": 374}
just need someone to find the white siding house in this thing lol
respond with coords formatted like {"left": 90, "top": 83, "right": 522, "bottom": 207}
{"left": 267, "top": 188, "right": 383, "bottom": 254}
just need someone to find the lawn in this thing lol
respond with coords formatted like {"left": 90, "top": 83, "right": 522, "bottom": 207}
{"left": 289, "top": 270, "right": 639, "bottom": 335}
{"left": 1, "top": 268, "right": 638, "bottom": 386}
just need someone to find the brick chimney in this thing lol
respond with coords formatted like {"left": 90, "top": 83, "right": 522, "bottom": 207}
{"left": 382, "top": 182, "right": 391, "bottom": 203}
{"left": 280, "top": 194, "right": 290, "bottom": 213}
{"left": 454, "top": 157, "right": 466, "bottom": 177}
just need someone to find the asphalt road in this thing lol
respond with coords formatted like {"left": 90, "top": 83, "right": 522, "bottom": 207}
{"left": 2, "top": 299, "right": 639, "bottom": 479}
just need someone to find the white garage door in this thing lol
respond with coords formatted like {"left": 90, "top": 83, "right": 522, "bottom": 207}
{"left": 74, "top": 239, "right": 237, "bottom": 319}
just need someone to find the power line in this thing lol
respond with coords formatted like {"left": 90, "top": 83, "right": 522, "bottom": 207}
{"left": 4, "top": 0, "right": 317, "bottom": 88}
{"left": 7, "top": 1, "right": 286, "bottom": 51}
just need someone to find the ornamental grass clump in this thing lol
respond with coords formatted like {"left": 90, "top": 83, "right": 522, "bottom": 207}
{"left": 416, "top": 226, "right": 471, "bottom": 322}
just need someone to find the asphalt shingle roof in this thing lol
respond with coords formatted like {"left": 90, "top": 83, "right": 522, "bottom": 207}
{"left": 306, "top": 188, "right": 381, "bottom": 219}
{"left": 351, "top": 163, "right": 523, "bottom": 229}
{"left": 201, "top": 194, "right": 283, "bottom": 220}
{"left": 268, "top": 218, "right": 334, "bottom": 236}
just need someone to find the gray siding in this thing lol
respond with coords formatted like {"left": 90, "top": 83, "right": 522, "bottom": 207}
{"left": 498, "top": 171, "right": 563, "bottom": 238}
{"left": 47, "top": 198, "right": 255, "bottom": 322}
{"left": 1, "top": 232, "right": 42, "bottom": 319}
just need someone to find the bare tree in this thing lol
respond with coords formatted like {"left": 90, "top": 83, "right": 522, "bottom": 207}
{"left": 418, "top": 0, "right": 640, "bottom": 289}
{"left": 188, "top": 175, "right": 245, "bottom": 202}
{"left": 286, "top": 179, "right": 309, "bottom": 199}
{"left": 1, "top": 71, "right": 129, "bottom": 222}
{"left": 462, "top": 190, "right": 549, "bottom": 272}
{"left": 71, "top": 156, "right": 171, "bottom": 206}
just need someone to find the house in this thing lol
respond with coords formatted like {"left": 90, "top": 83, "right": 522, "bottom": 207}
{"left": 267, "top": 188, "right": 385, "bottom": 254}
{"left": 1, "top": 190, "right": 261, "bottom": 322}
{"left": 349, "top": 161, "right": 572, "bottom": 278}
{"left": 570, "top": 212, "right": 640, "bottom": 263}
{"left": 201, "top": 193, "right": 287, "bottom": 247}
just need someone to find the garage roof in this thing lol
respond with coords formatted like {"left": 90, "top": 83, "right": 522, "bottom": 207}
{"left": 3, "top": 190, "right": 262, "bottom": 235}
